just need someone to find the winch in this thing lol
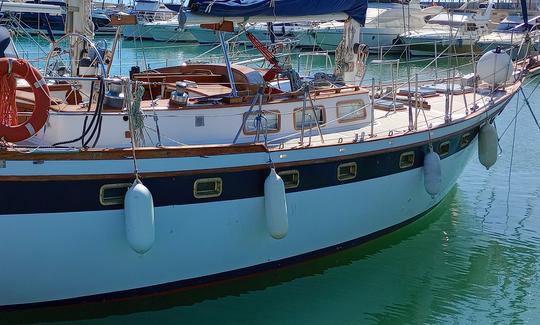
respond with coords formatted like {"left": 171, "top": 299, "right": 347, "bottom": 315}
{"left": 170, "top": 81, "right": 189, "bottom": 107}
{"left": 104, "top": 78, "right": 125, "bottom": 109}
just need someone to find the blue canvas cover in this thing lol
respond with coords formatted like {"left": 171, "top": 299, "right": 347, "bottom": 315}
{"left": 188, "top": 0, "right": 368, "bottom": 25}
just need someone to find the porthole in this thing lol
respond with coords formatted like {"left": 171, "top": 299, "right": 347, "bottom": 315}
{"left": 278, "top": 170, "right": 300, "bottom": 189}
{"left": 99, "top": 183, "right": 132, "bottom": 206}
{"left": 460, "top": 133, "right": 471, "bottom": 148}
{"left": 337, "top": 162, "right": 357, "bottom": 181}
{"left": 438, "top": 141, "right": 450, "bottom": 156}
{"left": 399, "top": 151, "right": 415, "bottom": 169}
{"left": 194, "top": 178, "right": 223, "bottom": 199}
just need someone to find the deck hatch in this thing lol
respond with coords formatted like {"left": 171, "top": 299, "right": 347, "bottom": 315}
{"left": 194, "top": 178, "right": 223, "bottom": 199}
{"left": 99, "top": 183, "right": 132, "bottom": 206}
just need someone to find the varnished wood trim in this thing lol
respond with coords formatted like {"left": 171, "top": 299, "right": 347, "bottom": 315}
{"left": 0, "top": 120, "right": 484, "bottom": 182}
{"left": 0, "top": 143, "right": 268, "bottom": 161}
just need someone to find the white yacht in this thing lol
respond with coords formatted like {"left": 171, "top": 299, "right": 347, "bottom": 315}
{"left": 312, "top": 1, "right": 442, "bottom": 53}
{"left": 146, "top": 16, "right": 197, "bottom": 42}
{"left": 400, "top": 1, "right": 495, "bottom": 56}
{"left": 122, "top": 0, "right": 176, "bottom": 39}
{"left": 477, "top": 15, "right": 540, "bottom": 57}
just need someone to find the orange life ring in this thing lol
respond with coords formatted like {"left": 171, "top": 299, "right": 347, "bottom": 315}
{"left": 0, "top": 58, "right": 50, "bottom": 142}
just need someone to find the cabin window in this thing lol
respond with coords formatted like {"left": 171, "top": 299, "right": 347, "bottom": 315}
{"left": 99, "top": 183, "right": 132, "bottom": 206}
{"left": 337, "top": 162, "right": 357, "bottom": 181}
{"left": 193, "top": 178, "right": 223, "bottom": 199}
{"left": 293, "top": 106, "right": 325, "bottom": 130}
{"left": 438, "top": 141, "right": 450, "bottom": 156}
{"left": 278, "top": 170, "right": 300, "bottom": 189}
{"left": 336, "top": 100, "right": 367, "bottom": 123}
{"left": 243, "top": 110, "right": 281, "bottom": 135}
{"left": 399, "top": 151, "right": 415, "bottom": 169}
{"left": 460, "top": 133, "right": 471, "bottom": 148}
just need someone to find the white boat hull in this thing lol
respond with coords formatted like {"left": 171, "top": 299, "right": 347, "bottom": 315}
{"left": 0, "top": 140, "right": 476, "bottom": 307}
{"left": 315, "top": 28, "right": 403, "bottom": 53}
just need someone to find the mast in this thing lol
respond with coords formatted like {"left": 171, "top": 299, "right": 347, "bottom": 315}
{"left": 335, "top": 18, "right": 364, "bottom": 84}
{"left": 65, "top": 0, "right": 95, "bottom": 76}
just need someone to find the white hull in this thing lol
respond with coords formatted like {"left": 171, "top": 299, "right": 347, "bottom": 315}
{"left": 123, "top": 24, "right": 156, "bottom": 40}
{"left": 0, "top": 139, "right": 476, "bottom": 307}
{"left": 149, "top": 26, "right": 197, "bottom": 42}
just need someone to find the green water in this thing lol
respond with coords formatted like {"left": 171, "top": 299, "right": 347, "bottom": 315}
{"left": 4, "top": 38, "right": 540, "bottom": 324}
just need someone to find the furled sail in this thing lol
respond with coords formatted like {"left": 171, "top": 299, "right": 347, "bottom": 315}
{"left": 188, "top": 0, "right": 368, "bottom": 25}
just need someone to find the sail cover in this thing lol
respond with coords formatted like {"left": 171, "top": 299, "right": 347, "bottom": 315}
{"left": 188, "top": 0, "right": 368, "bottom": 25}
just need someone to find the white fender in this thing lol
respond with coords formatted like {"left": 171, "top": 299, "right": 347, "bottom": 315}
{"left": 264, "top": 168, "right": 288, "bottom": 239}
{"left": 478, "top": 123, "right": 498, "bottom": 170}
{"left": 125, "top": 180, "right": 155, "bottom": 254}
{"left": 424, "top": 150, "right": 442, "bottom": 196}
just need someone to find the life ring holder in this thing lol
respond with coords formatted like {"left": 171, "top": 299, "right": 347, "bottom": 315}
{"left": 0, "top": 58, "right": 50, "bottom": 143}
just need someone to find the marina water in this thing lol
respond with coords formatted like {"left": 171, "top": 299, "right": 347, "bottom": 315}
{"left": 4, "top": 37, "right": 540, "bottom": 324}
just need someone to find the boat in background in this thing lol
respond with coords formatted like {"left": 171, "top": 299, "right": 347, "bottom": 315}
{"left": 477, "top": 14, "right": 540, "bottom": 58}
{"left": 146, "top": 16, "right": 197, "bottom": 42}
{"left": 0, "top": 0, "right": 115, "bottom": 36}
{"left": 400, "top": 0, "right": 494, "bottom": 56}
{"left": 122, "top": 0, "right": 176, "bottom": 39}
{"left": 312, "top": 1, "right": 442, "bottom": 53}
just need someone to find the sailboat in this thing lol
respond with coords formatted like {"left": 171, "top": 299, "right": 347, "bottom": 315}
{"left": 0, "top": 0, "right": 522, "bottom": 309}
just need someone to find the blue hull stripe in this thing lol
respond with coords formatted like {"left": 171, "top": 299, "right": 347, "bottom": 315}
{"left": 0, "top": 128, "right": 479, "bottom": 215}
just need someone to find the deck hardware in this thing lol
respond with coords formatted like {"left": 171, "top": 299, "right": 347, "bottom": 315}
{"left": 195, "top": 116, "right": 205, "bottom": 127}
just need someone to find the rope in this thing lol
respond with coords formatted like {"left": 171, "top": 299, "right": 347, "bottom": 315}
{"left": 129, "top": 83, "right": 146, "bottom": 146}
{"left": 0, "top": 59, "right": 17, "bottom": 127}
